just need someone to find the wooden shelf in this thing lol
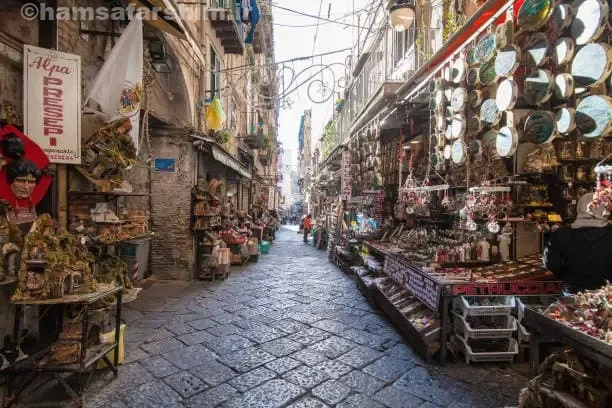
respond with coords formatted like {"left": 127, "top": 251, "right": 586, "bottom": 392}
{"left": 13, "top": 343, "right": 116, "bottom": 373}
{"left": 12, "top": 284, "right": 122, "bottom": 305}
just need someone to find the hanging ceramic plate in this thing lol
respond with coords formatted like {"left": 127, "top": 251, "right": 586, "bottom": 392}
{"left": 451, "top": 113, "right": 467, "bottom": 139}
{"left": 466, "top": 68, "right": 480, "bottom": 87}
{"left": 445, "top": 124, "right": 453, "bottom": 140}
{"left": 443, "top": 65, "right": 452, "bottom": 83}
{"left": 467, "top": 47, "right": 479, "bottom": 66}
{"left": 475, "top": 33, "right": 497, "bottom": 63}
{"left": 517, "top": 0, "right": 554, "bottom": 32}
{"left": 469, "top": 115, "right": 483, "bottom": 134}
{"left": 444, "top": 144, "right": 452, "bottom": 160}
{"left": 431, "top": 152, "right": 440, "bottom": 167}
{"left": 469, "top": 90, "right": 483, "bottom": 108}
{"left": 570, "top": 43, "right": 612, "bottom": 89}
{"left": 547, "top": 3, "right": 573, "bottom": 39}
{"left": 482, "top": 130, "right": 499, "bottom": 154}
{"left": 524, "top": 69, "right": 554, "bottom": 105}
{"left": 479, "top": 57, "right": 499, "bottom": 85}
{"left": 480, "top": 99, "right": 502, "bottom": 127}
{"left": 444, "top": 88, "right": 453, "bottom": 102}
{"left": 435, "top": 90, "right": 447, "bottom": 107}
{"left": 451, "top": 58, "right": 467, "bottom": 84}
{"left": 555, "top": 107, "right": 576, "bottom": 134}
{"left": 522, "top": 32, "right": 550, "bottom": 67}
{"left": 496, "top": 79, "right": 519, "bottom": 111}
{"left": 495, "top": 45, "right": 520, "bottom": 78}
{"left": 554, "top": 73, "right": 575, "bottom": 99}
{"left": 450, "top": 88, "right": 468, "bottom": 112}
{"left": 451, "top": 139, "right": 467, "bottom": 164}
{"left": 496, "top": 126, "right": 519, "bottom": 157}
{"left": 575, "top": 95, "right": 612, "bottom": 138}
{"left": 524, "top": 110, "right": 557, "bottom": 144}
{"left": 551, "top": 37, "right": 575, "bottom": 66}
{"left": 469, "top": 140, "right": 483, "bottom": 156}
{"left": 571, "top": 0, "right": 608, "bottom": 45}
{"left": 436, "top": 112, "right": 446, "bottom": 131}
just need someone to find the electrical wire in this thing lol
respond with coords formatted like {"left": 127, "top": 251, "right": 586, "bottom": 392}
{"left": 272, "top": 4, "right": 365, "bottom": 28}
{"left": 219, "top": 47, "right": 352, "bottom": 72}
{"left": 312, "top": 0, "right": 324, "bottom": 56}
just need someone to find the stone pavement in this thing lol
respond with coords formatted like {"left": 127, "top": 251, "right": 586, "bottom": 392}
{"left": 75, "top": 227, "right": 524, "bottom": 407}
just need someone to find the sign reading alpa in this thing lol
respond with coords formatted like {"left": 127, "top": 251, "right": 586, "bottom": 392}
{"left": 24, "top": 45, "right": 82, "bottom": 164}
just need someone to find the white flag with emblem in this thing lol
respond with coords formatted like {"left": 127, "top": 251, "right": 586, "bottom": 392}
{"left": 85, "top": 16, "right": 143, "bottom": 153}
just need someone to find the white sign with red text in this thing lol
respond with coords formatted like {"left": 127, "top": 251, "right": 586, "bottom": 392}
{"left": 341, "top": 150, "right": 351, "bottom": 201}
{"left": 24, "top": 45, "right": 81, "bottom": 164}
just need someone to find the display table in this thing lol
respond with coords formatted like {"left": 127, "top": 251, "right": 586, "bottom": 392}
{"left": 5, "top": 284, "right": 123, "bottom": 408}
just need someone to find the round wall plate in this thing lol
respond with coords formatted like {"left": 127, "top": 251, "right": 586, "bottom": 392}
{"left": 444, "top": 144, "right": 452, "bottom": 160}
{"left": 451, "top": 140, "right": 467, "bottom": 164}
{"left": 551, "top": 37, "right": 575, "bottom": 66}
{"left": 521, "top": 32, "right": 550, "bottom": 67}
{"left": 435, "top": 89, "right": 447, "bottom": 107}
{"left": 570, "top": 43, "right": 612, "bottom": 89}
{"left": 495, "top": 45, "right": 520, "bottom": 77}
{"left": 450, "top": 87, "right": 468, "bottom": 112}
{"left": 469, "top": 90, "right": 483, "bottom": 108}
{"left": 554, "top": 73, "right": 575, "bottom": 99}
{"left": 524, "top": 110, "right": 557, "bottom": 143}
{"left": 469, "top": 115, "right": 483, "bottom": 134}
{"left": 480, "top": 99, "right": 502, "bottom": 127}
{"left": 571, "top": 0, "right": 608, "bottom": 45}
{"left": 451, "top": 59, "right": 467, "bottom": 84}
{"left": 555, "top": 107, "right": 576, "bottom": 134}
{"left": 524, "top": 69, "right": 554, "bottom": 105}
{"left": 496, "top": 79, "right": 519, "bottom": 111}
{"left": 467, "top": 48, "right": 479, "bottom": 66}
{"left": 443, "top": 65, "right": 452, "bottom": 83}
{"left": 479, "top": 57, "right": 499, "bottom": 85}
{"left": 482, "top": 129, "right": 499, "bottom": 155}
{"left": 466, "top": 68, "right": 480, "bottom": 87}
{"left": 451, "top": 113, "right": 467, "bottom": 139}
{"left": 475, "top": 33, "right": 497, "bottom": 63}
{"left": 548, "top": 3, "right": 573, "bottom": 39}
{"left": 469, "top": 140, "right": 483, "bottom": 156}
{"left": 431, "top": 152, "right": 440, "bottom": 167}
{"left": 496, "top": 126, "right": 519, "bottom": 157}
{"left": 445, "top": 124, "right": 453, "bottom": 140}
{"left": 517, "top": 0, "right": 554, "bottom": 32}
{"left": 575, "top": 95, "right": 612, "bottom": 138}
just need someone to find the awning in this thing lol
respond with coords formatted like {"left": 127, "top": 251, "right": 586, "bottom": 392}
{"left": 128, "top": 0, "right": 187, "bottom": 39}
{"left": 212, "top": 146, "right": 252, "bottom": 180}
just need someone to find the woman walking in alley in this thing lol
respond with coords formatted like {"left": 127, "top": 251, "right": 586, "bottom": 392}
{"left": 302, "top": 214, "right": 312, "bottom": 243}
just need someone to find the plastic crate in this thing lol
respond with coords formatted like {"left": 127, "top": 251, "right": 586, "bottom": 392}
{"left": 518, "top": 321, "right": 531, "bottom": 344}
{"left": 457, "top": 335, "right": 519, "bottom": 364}
{"left": 453, "top": 312, "right": 517, "bottom": 340}
{"left": 453, "top": 296, "right": 516, "bottom": 317}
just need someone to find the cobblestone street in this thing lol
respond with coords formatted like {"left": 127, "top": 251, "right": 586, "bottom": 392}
{"left": 82, "top": 227, "right": 525, "bottom": 408}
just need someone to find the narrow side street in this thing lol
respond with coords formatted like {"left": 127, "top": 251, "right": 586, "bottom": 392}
{"left": 69, "top": 227, "right": 524, "bottom": 408}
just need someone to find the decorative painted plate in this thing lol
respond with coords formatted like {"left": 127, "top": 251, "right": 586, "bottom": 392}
{"left": 443, "top": 65, "right": 452, "bottom": 83}
{"left": 555, "top": 107, "right": 576, "bottom": 134}
{"left": 480, "top": 99, "right": 502, "bottom": 127}
{"left": 450, "top": 87, "right": 468, "bottom": 112}
{"left": 571, "top": 0, "right": 608, "bottom": 45}
{"left": 496, "top": 126, "right": 519, "bottom": 157}
{"left": 570, "top": 43, "right": 612, "bottom": 88}
{"left": 431, "top": 152, "right": 440, "bottom": 167}
{"left": 479, "top": 57, "right": 499, "bottom": 85}
{"left": 445, "top": 123, "right": 453, "bottom": 140}
{"left": 551, "top": 37, "right": 575, "bottom": 66}
{"left": 469, "top": 90, "right": 483, "bottom": 108}
{"left": 547, "top": 3, "right": 573, "bottom": 40}
{"left": 469, "top": 140, "right": 483, "bottom": 156}
{"left": 444, "top": 144, "right": 452, "bottom": 160}
{"left": 482, "top": 129, "right": 499, "bottom": 154}
{"left": 524, "top": 110, "right": 557, "bottom": 144}
{"left": 451, "top": 59, "right": 467, "bottom": 84}
{"left": 495, "top": 45, "right": 520, "bottom": 78}
{"left": 517, "top": 0, "right": 554, "bottom": 32}
{"left": 467, "top": 48, "right": 479, "bottom": 66}
{"left": 469, "top": 115, "right": 483, "bottom": 134}
{"left": 451, "top": 139, "right": 467, "bottom": 164}
{"left": 575, "top": 95, "right": 612, "bottom": 138}
{"left": 451, "top": 113, "right": 467, "bottom": 139}
{"left": 522, "top": 32, "right": 550, "bottom": 67}
{"left": 435, "top": 89, "right": 447, "bottom": 107}
{"left": 466, "top": 68, "right": 480, "bottom": 87}
{"left": 554, "top": 73, "right": 574, "bottom": 99}
{"left": 496, "top": 79, "right": 519, "bottom": 111}
{"left": 524, "top": 69, "right": 554, "bottom": 105}
{"left": 475, "top": 33, "right": 497, "bottom": 63}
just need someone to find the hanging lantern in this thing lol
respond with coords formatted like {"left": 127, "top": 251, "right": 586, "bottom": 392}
{"left": 389, "top": 0, "right": 416, "bottom": 32}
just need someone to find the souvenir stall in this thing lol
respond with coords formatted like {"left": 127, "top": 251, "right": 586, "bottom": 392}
{"left": 349, "top": 0, "right": 612, "bottom": 368}
{"left": 0, "top": 125, "right": 124, "bottom": 407}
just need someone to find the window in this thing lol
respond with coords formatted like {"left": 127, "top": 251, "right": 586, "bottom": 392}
{"left": 210, "top": 47, "right": 222, "bottom": 98}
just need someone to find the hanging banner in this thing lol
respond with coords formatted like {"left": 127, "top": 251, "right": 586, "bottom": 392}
{"left": 24, "top": 45, "right": 81, "bottom": 164}
{"left": 341, "top": 150, "right": 351, "bottom": 200}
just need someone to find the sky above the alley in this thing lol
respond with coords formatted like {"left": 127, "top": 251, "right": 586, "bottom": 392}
{"left": 272, "top": 0, "right": 374, "bottom": 166}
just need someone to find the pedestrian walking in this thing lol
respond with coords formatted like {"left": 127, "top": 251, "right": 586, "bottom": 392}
{"left": 302, "top": 214, "right": 312, "bottom": 243}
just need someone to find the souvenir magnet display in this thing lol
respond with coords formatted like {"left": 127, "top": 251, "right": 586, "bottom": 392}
{"left": 450, "top": 87, "right": 468, "bottom": 112}
{"left": 496, "top": 126, "right": 519, "bottom": 157}
{"left": 517, "top": 0, "right": 554, "bottom": 32}
{"left": 555, "top": 107, "right": 576, "bottom": 134}
{"left": 571, "top": 0, "right": 608, "bottom": 45}
{"left": 551, "top": 37, "right": 575, "bottom": 66}
{"left": 524, "top": 110, "right": 557, "bottom": 144}
{"left": 451, "top": 58, "right": 467, "bottom": 84}
{"left": 496, "top": 79, "right": 519, "bottom": 111}
{"left": 479, "top": 57, "right": 499, "bottom": 85}
{"left": 495, "top": 45, "right": 520, "bottom": 77}
{"left": 480, "top": 99, "right": 502, "bottom": 127}
{"left": 570, "top": 43, "right": 612, "bottom": 88}
{"left": 468, "top": 90, "right": 483, "bottom": 108}
{"left": 451, "top": 139, "right": 467, "bottom": 164}
{"left": 466, "top": 67, "right": 480, "bottom": 87}
{"left": 475, "top": 33, "right": 497, "bottom": 63}
{"left": 524, "top": 69, "right": 554, "bottom": 105}
{"left": 521, "top": 32, "right": 550, "bottom": 67}
{"left": 451, "top": 113, "right": 467, "bottom": 139}
{"left": 554, "top": 73, "right": 575, "bottom": 99}
{"left": 575, "top": 95, "right": 612, "bottom": 138}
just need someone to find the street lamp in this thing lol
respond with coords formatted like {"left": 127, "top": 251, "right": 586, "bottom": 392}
{"left": 389, "top": 0, "right": 416, "bottom": 32}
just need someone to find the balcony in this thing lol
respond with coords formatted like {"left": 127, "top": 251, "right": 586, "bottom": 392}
{"left": 243, "top": 128, "right": 265, "bottom": 149}
{"left": 206, "top": 0, "right": 245, "bottom": 54}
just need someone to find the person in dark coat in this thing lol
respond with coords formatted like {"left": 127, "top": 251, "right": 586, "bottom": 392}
{"left": 543, "top": 193, "right": 612, "bottom": 293}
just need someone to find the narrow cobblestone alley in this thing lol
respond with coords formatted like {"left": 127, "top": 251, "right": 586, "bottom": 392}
{"left": 81, "top": 227, "right": 525, "bottom": 408}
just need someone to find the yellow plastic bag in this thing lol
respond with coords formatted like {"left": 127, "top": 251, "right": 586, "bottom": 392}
{"left": 206, "top": 97, "right": 225, "bottom": 130}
